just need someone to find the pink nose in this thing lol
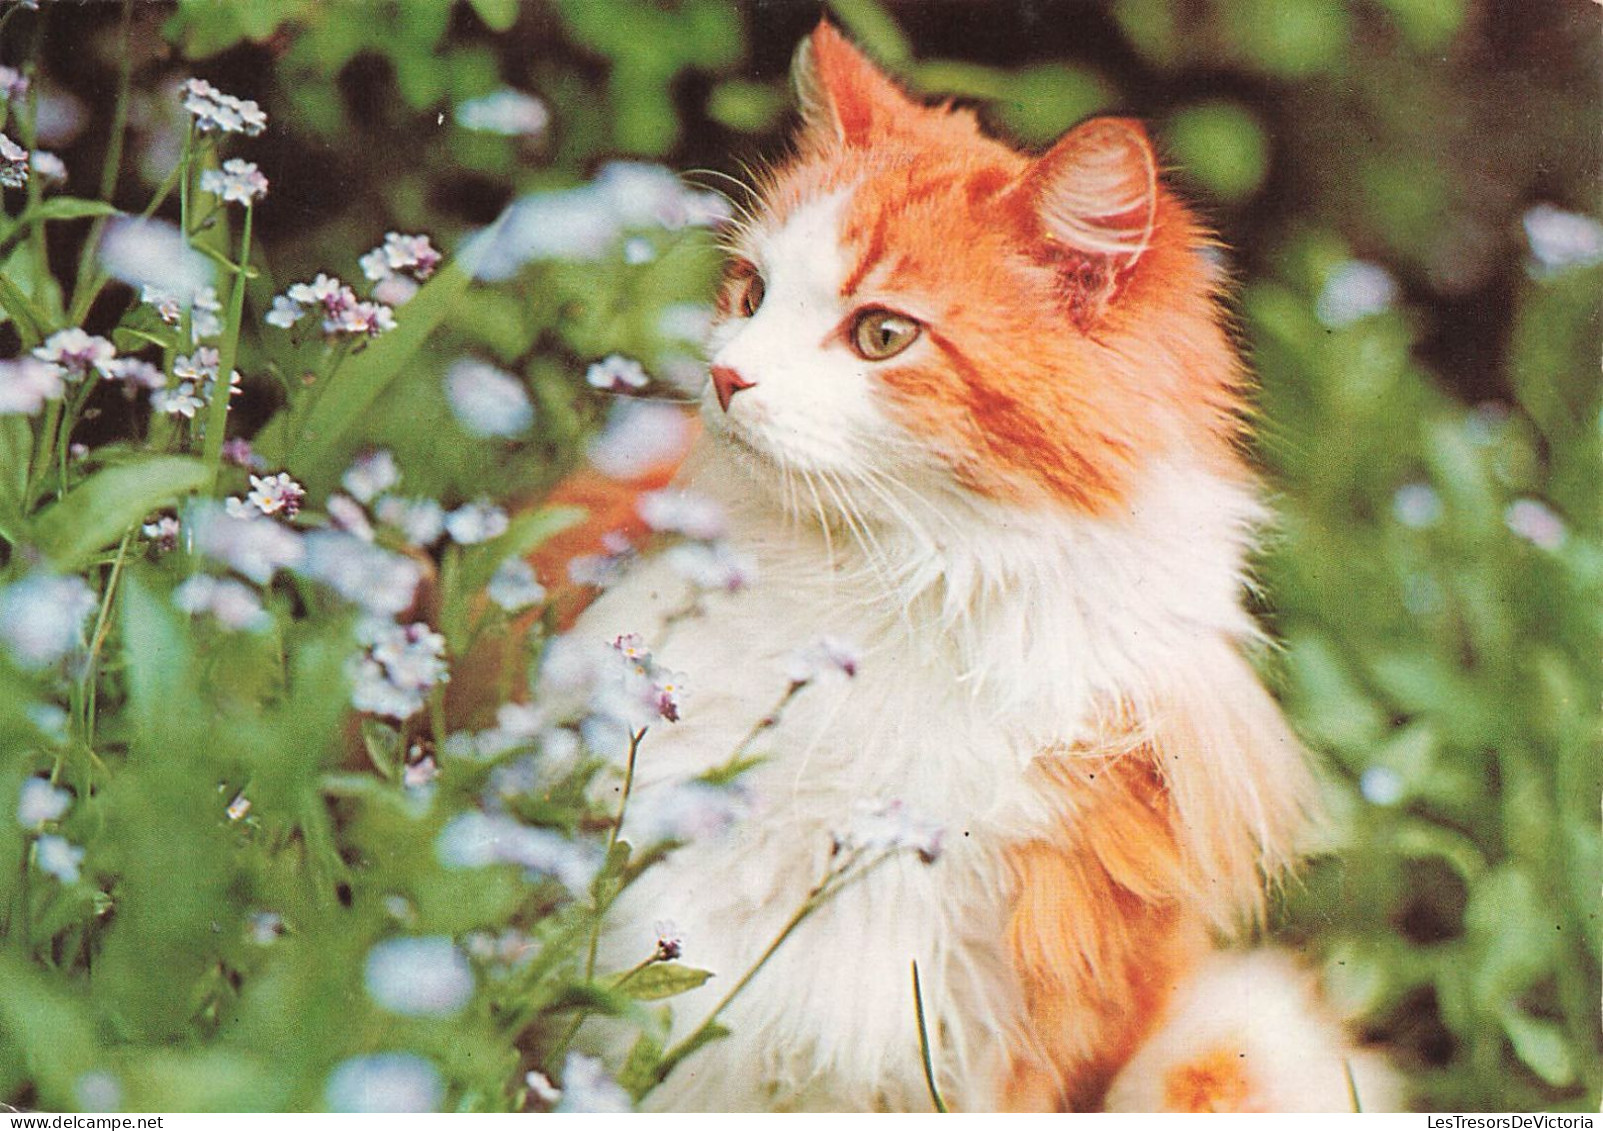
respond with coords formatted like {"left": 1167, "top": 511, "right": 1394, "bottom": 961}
{"left": 710, "top": 365, "right": 755, "bottom": 413}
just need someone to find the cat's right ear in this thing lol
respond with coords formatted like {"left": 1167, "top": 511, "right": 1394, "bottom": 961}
{"left": 791, "top": 21, "right": 916, "bottom": 146}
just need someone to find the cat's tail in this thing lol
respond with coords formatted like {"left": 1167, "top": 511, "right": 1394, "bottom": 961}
{"left": 1101, "top": 949, "right": 1402, "bottom": 1113}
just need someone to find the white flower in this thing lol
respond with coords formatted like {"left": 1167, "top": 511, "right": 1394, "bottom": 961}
{"left": 98, "top": 217, "right": 213, "bottom": 296}
{"left": 444, "top": 358, "right": 533, "bottom": 438}
{"left": 325, "top": 1054, "right": 442, "bottom": 1114}
{"left": 360, "top": 231, "right": 441, "bottom": 281}
{"left": 107, "top": 357, "right": 165, "bottom": 391}
{"left": 623, "top": 237, "right": 655, "bottom": 265}
{"left": 585, "top": 353, "right": 649, "bottom": 392}
{"left": 264, "top": 294, "right": 303, "bottom": 329}
{"left": 658, "top": 302, "right": 713, "bottom": 344}
{"left": 302, "top": 531, "right": 423, "bottom": 617}
{"left": 188, "top": 502, "right": 306, "bottom": 583}
{"left": 455, "top": 89, "right": 550, "bottom": 137}
{"left": 665, "top": 540, "right": 755, "bottom": 593}
{"left": 0, "top": 66, "right": 28, "bottom": 103}
{"left": 342, "top": 450, "right": 401, "bottom": 503}
{"left": 326, "top": 493, "right": 375, "bottom": 541}
{"left": 627, "top": 779, "right": 744, "bottom": 845}
{"left": 247, "top": 911, "right": 284, "bottom": 945}
{"left": 0, "top": 357, "right": 64, "bottom": 414}
{"left": 524, "top": 1070, "right": 562, "bottom": 1106}
{"left": 151, "top": 383, "right": 204, "bottom": 419}
{"left": 143, "top": 285, "right": 184, "bottom": 325}
{"left": 226, "top": 792, "right": 251, "bottom": 821}
{"left": 199, "top": 157, "right": 268, "bottom": 205}
{"left": 585, "top": 399, "right": 693, "bottom": 480}
{"left": 142, "top": 515, "right": 180, "bottom": 552}
{"left": 444, "top": 501, "right": 509, "bottom": 545}
{"left": 785, "top": 636, "right": 861, "bottom": 683}
{"left": 486, "top": 557, "right": 545, "bottom": 612}
{"left": 247, "top": 472, "right": 306, "bottom": 518}
{"left": 436, "top": 810, "right": 602, "bottom": 896}
{"left": 35, "top": 834, "right": 85, "bottom": 883}
{"left": 1392, "top": 483, "right": 1443, "bottom": 529}
{"left": 173, "top": 575, "right": 271, "bottom": 632}
{"left": 1359, "top": 766, "right": 1404, "bottom": 807}
{"left": 654, "top": 919, "right": 683, "bottom": 961}
{"left": 17, "top": 778, "right": 72, "bottom": 828}
{"left": 374, "top": 496, "right": 445, "bottom": 547}
{"left": 1315, "top": 260, "right": 1398, "bottom": 328}
{"left": 0, "top": 572, "right": 97, "bottom": 669}
{"left": 33, "top": 328, "right": 116, "bottom": 382}
{"left": 555, "top": 1053, "right": 631, "bottom": 1114}
{"left": 182, "top": 78, "right": 267, "bottom": 137}
{"left": 286, "top": 273, "right": 345, "bottom": 308}
{"left": 833, "top": 798, "right": 944, "bottom": 864}
{"left": 1505, "top": 498, "right": 1566, "bottom": 551}
{"left": 364, "top": 937, "right": 475, "bottom": 1017}
{"left": 0, "top": 133, "right": 28, "bottom": 188}
{"left": 74, "top": 1072, "right": 120, "bottom": 1113}
{"left": 1523, "top": 204, "right": 1603, "bottom": 274}
{"left": 637, "top": 489, "right": 726, "bottom": 540}
{"left": 29, "top": 150, "right": 65, "bottom": 186}
{"left": 348, "top": 619, "right": 447, "bottom": 720}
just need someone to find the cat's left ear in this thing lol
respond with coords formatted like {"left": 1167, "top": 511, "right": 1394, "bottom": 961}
{"left": 1014, "top": 118, "right": 1160, "bottom": 301}
{"left": 792, "top": 21, "right": 918, "bottom": 146}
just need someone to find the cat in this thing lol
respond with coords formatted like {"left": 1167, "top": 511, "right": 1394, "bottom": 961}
{"left": 565, "top": 21, "right": 1395, "bottom": 1112}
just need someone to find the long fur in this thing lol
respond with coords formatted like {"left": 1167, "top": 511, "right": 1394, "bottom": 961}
{"left": 568, "top": 22, "right": 1384, "bottom": 1112}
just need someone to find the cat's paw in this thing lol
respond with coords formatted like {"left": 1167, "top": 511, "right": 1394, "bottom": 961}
{"left": 1102, "top": 950, "right": 1401, "bottom": 1113}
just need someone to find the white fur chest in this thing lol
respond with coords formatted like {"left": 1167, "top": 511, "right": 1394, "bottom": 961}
{"left": 571, "top": 445, "right": 1262, "bottom": 1110}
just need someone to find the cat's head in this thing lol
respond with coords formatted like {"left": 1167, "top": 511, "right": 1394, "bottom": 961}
{"left": 702, "top": 23, "right": 1247, "bottom": 521}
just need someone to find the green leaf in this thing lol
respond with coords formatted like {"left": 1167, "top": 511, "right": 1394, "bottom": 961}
{"left": 1500, "top": 1008, "right": 1578, "bottom": 1088}
{"left": 282, "top": 244, "right": 487, "bottom": 488}
{"left": 0, "top": 413, "right": 31, "bottom": 541}
{"left": 29, "top": 456, "right": 208, "bottom": 568}
{"left": 619, "top": 1031, "right": 664, "bottom": 1100}
{"left": 0, "top": 271, "right": 48, "bottom": 347}
{"left": 22, "top": 197, "right": 121, "bottom": 224}
{"left": 118, "top": 570, "right": 201, "bottom": 745}
{"left": 620, "top": 963, "right": 713, "bottom": 1002}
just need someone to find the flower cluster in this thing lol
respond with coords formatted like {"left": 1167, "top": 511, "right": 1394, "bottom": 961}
{"left": 0, "top": 357, "right": 63, "bottom": 415}
{"left": 445, "top": 358, "right": 533, "bottom": 438}
{"left": 348, "top": 619, "right": 449, "bottom": 721}
{"left": 173, "top": 575, "right": 270, "bottom": 633}
{"left": 33, "top": 327, "right": 116, "bottom": 383}
{"left": 227, "top": 472, "right": 306, "bottom": 519}
{"left": 0, "top": 572, "right": 98, "bottom": 671}
{"left": 199, "top": 157, "right": 268, "bottom": 206}
{"left": 182, "top": 78, "right": 267, "bottom": 137}
{"left": 0, "top": 133, "right": 29, "bottom": 188}
{"left": 584, "top": 353, "right": 649, "bottom": 393}
{"left": 267, "top": 273, "right": 395, "bottom": 339}
{"left": 0, "top": 65, "right": 29, "bottom": 104}
{"left": 455, "top": 89, "right": 549, "bottom": 137}
{"left": 153, "top": 346, "right": 240, "bottom": 419}
{"left": 436, "top": 810, "right": 602, "bottom": 896}
{"left": 832, "top": 798, "right": 945, "bottom": 866}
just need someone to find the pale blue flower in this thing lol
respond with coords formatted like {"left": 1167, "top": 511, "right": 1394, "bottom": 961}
{"left": 444, "top": 358, "right": 533, "bottom": 438}
{"left": 455, "top": 89, "right": 549, "bottom": 136}
{"left": 0, "top": 572, "right": 97, "bottom": 669}
{"left": 17, "top": 777, "right": 71, "bottom": 827}
{"left": 302, "top": 532, "right": 423, "bottom": 617}
{"left": 374, "top": 496, "right": 444, "bottom": 547}
{"left": 342, "top": 450, "right": 400, "bottom": 503}
{"left": 173, "top": 575, "right": 271, "bottom": 633}
{"left": 325, "top": 1054, "right": 442, "bottom": 1114}
{"left": 1315, "top": 260, "right": 1397, "bottom": 328}
{"left": 1359, "top": 766, "right": 1404, "bottom": 807}
{"left": 1523, "top": 204, "right": 1603, "bottom": 274}
{"left": 1392, "top": 483, "right": 1443, "bottom": 529}
{"left": 182, "top": 78, "right": 266, "bottom": 137}
{"left": 444, "top": 501, "right": 509, "bottom": 545}
{"left": 1505, "top": 498, "right": 1566, "bottom": 550}
{"left": 0, "top": 357, "right": 64, "bottom": 414}
{"left": 35, "top": 834, "right": 85, "bottom": 882}
{"left": 436, "top": 811, "right": 602, "bottom": 896}
{"left": 486, "top": 557, "right": 545, "bottom": 612}
{"left": 188, "top": 502, "right": 306, "bottom": 584}
{"left": 364, "top": 936, "right": 475, "bottom": 1017}
{"left": 97, "top": 217, "right": 213, "bottom": 296}
{"left": 74, "top": 1072, "right": 120, "bottom": 1112}
{"left": 33, "top": 328, "right": 117, "bottom": 383}
{"left": 556, "top": 1053, "right": 631, "bottom": 1114}
{"left": 586, "top": 399, "right": 693, "bottom": 480}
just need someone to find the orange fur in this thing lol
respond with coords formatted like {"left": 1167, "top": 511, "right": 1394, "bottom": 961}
{"left": 1162, "top": 1046, "right": 1262, "bottom": 1112}
{"left": 728, "top": 23, "right": 1250, "bottom": 514}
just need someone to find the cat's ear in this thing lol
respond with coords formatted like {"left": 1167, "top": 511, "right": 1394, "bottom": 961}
{"left": 1019, "top": 117, "right": 1159, "bottom": 264}
{"left": 792, "top": 21, "right": 917, "bottom": 146}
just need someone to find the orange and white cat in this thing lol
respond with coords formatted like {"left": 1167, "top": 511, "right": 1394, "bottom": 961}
{"left": 572, "top": 23, "right": 1394, "bottom": 1112}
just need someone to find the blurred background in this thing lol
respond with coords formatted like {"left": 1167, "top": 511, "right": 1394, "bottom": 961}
{"left": 15, "top": 0, "right": 1600, "bottom": 1111}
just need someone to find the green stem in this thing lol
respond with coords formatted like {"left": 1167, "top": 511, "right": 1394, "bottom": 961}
{"left": 912, "top": 962, "right": 949, "bottom": 1113}
{"left": 81, "top": 526, "right": 135, "bottom": 748}
{"left": 200, "top": 203, "right": 251, "bottom": 492}
{"left": 66, "top": 0, "right": 133, "bottom": 324}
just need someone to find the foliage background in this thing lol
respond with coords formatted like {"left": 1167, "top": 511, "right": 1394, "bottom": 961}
{"left": 0, "top": 0, "right": 1597, "bottom": 1113}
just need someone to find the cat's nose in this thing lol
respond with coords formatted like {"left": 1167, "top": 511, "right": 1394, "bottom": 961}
{"left": 710, "top": 365, "right": 756, "bottom": 413}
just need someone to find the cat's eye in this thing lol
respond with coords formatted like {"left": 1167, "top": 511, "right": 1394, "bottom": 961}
{"left": 850, "top": 308, "right": 921, "bottom": 361}
{"left": 736, "top": 269, "right": 765, "bottom": 318}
